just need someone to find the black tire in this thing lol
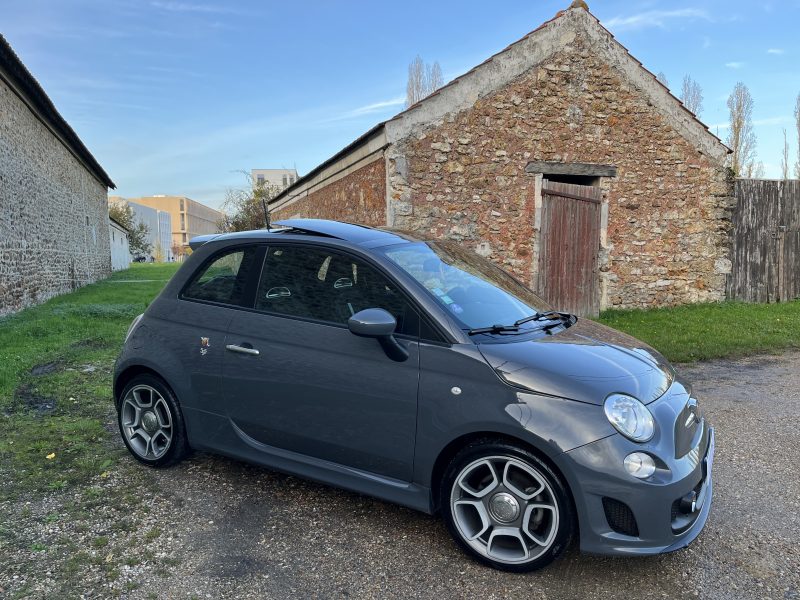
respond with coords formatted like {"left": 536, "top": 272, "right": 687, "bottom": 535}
{"left": 440, "top": 439, "right": 574, "bottom": 572}
{"left": 116, "top": 373, "right": 190, "bottom": 468}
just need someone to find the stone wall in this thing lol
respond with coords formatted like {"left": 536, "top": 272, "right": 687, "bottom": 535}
{"left": 271, "top": 158, "right": 386, "bottom": 227}
{"left": 0, "top": 78, "right": 111, "bottom": 316}
{"left": 386, "top": 33, "right": 734, "bottom": 309}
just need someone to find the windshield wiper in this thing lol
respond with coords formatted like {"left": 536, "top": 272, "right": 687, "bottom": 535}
{"left": 513, "top": 311, "right": 572, "bottom": 327}
{"left": 467, "top": 324, "right": 521, "bottom": 336}
{"left": 468, "top": 311, "right": 574, "bottom": 336}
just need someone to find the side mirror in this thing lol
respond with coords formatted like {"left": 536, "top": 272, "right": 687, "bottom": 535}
{"left": 348, "top": 308, "right": 409, "bottom": 362}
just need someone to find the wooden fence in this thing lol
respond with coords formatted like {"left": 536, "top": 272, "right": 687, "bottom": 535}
{"left": 727, "top": 179, "right": 800, "bottom": 303}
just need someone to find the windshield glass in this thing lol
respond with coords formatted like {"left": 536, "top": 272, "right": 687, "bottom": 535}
{"left": 378, "top": 241, "right": 552, "bottom": 330}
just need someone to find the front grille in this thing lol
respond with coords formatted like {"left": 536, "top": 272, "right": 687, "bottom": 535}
{"left": 602, "top": 497, "right": 639, "bottom": 537}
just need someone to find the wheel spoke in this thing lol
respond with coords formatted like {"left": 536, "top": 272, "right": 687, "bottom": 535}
{"left": 522, "top": 503, "right": 558, "bottom": 547}
{"left": 457, "top": 459, "right": 499, "bottom": 498}
{"left": 453, "top": 499, "right": 491, "bottom": 540}
{"left": 154, "top": 397, "right": 172, "bottom": 429}
{"left": 121, "top": 399, "right": 141, "bottom": 428}
{"left": 503, "top": 460, "right": 546, "bottom": 500}
{"left": 487, "top": 527, "right": 529, "bottom": 562}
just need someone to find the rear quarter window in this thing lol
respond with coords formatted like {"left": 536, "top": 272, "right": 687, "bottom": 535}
{"left": 182, "top": 246, "right": 261, "bottom": 307}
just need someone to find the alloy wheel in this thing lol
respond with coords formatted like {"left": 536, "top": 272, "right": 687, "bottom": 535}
{"left": 449, "top": 455, "right": 560, "bottom": 565}
{"left": 120, "top": 384, "right": 173, "bottom": 460}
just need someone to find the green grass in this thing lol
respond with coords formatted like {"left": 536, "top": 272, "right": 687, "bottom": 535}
{"left": 599, "top": 300, "right": 800, "bottom": 363}
{"left": 0, "top": 263, "right": 180, "bottom": 501}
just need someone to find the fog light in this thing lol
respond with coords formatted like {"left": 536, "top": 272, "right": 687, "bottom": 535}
{"left": 624, "top": 452, "right": 656, "bottom": 479}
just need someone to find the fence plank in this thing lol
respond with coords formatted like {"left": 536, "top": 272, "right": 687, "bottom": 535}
{"left": 728, "top": 179, "right": 800, "bottom": 303}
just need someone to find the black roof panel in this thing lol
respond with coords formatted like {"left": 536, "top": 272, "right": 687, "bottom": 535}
{"left": 274, "top": 219, "right": 407, "bottom": 245}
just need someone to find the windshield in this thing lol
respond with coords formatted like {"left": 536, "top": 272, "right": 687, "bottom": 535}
{"left": 378, "top": 241, "right": 552, "bottom": 330}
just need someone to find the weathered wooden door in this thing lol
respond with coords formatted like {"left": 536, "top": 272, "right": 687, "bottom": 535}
{"left": 727, "top": 179, "right": 800, "bottom": 303}
{"left": 536, "top": 179, "right": 602, "bottom": 317}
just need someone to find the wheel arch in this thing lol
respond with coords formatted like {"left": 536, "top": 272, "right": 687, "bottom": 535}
{"left": 428, "top": 431, "right": 577, "bottom": 520}
{"left": 114, "top": 364, "right": 177, "bottom": 407}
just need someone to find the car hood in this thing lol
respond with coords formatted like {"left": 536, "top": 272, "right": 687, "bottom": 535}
{"left": 478, "top": 318, "right": 674, "bottom": 405}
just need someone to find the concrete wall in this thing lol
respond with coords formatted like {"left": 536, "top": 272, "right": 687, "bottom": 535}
{"left": 109, "top": 221, "right": 130, "bottom": 271}
{"left": 0, "top": 77, "right": 111, "bottom": 316}
{"left": 271, "top": 158, "right": 387, "bottom": 226}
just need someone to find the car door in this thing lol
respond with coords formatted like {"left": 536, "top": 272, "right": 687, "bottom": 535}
{"left": 221, "top": 243, "right": 421, "bottom": 482}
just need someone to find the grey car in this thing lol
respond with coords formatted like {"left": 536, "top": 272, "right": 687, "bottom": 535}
{"left": 114, "top": 219, "right": 714, "bottom": 572}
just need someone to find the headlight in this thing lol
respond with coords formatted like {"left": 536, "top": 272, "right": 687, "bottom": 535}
{"left": 124, "top": 314, "right": 144, "bottom": 344}
{"left": 604, "top": 394, "right": 654, "bottom": 442}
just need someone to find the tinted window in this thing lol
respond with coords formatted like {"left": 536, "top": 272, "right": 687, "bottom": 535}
{"left": 183, "top": 246, "right": 260, "bottom": 306}
{"left": 378, "top": 241, "right": 551, "bottom": 330}
{"left": 255, "top": 245, "right": 418, "bottom": 336}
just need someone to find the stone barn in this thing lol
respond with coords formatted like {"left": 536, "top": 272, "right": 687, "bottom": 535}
{"left": 0, "top": 34, "right": 115, "bottom": 316}
{"left": 269, "top": 2, "right": 734, "bottom": 315}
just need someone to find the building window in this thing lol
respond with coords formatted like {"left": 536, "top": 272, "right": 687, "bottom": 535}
{"left": 282, "top": 174, "right": 288, "bottom": 187}
{"left": 180, "top": 198, "right": 185, "bottom": 211}
{"left": 85, "top": 216, "right": 89, "bottom": 226}
{"left": 112, "top": 231, "right": 115, "bottom": 242}
{"left": 290, "top": 176, "right": 295, "bottom": 185}
{"left": 182, "top": 233, "right": 187, "bottom": 243}
{"left": 181, "top": 214, "right": 185, "bottom": 230}
{"left": 257, "top": 175, "right": 265, "bottom": 184}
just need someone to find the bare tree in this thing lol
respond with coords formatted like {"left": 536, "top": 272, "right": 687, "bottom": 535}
{"left": 405, "top": 56, "right": 444, "bottom": 108}
{"left": 781, "top": 128, "right": 790, "bottom": 180}
{"left": 795, "top": 92, "right": 800, "bottom": 178}
{"left": 428, "top": 62, "right": 443, "bottom": 92}
{"left": 656, "top": 71, "right": 669, "bottom": 88}
{"left": 219, "top": 171, "right": 282, "bottom": 233}
{"left": 726, "top": 82, "right": 758, "bottom": 177}
{"left": 679, "top": 75, "right": 704, "bottom": 116}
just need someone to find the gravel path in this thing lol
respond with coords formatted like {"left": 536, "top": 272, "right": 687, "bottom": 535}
{"left": 4, "top": 352, "right": 799, "bottom": 599}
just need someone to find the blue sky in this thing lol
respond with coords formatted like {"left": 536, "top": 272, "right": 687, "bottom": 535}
{"left": 3, "top": 0, "right": 800, "bottom": 209}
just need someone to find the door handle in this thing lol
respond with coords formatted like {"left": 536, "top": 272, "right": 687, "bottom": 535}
{"left": 225, "top": 344, "right": 260, "bottom": 356}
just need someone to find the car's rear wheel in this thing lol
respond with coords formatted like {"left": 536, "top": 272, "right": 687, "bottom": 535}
{"left": 441, "top": 440, "right": 573, "bottom": 572}
{"left": 117, "top": 374, "right": 189, "bottom": 467}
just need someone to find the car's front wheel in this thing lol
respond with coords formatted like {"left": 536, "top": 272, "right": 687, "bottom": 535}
{"left": 441, "top": 440, "right": 573, "bottom": 572}
{"left": 117, "top": 374, "right": 189, "bottom": 467}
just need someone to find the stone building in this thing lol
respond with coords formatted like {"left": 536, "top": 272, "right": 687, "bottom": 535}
{"left": 0, "top": 34, "right": 115, "bottom": 316}
{"left": 269, "top": 3, "right": 734, "bottom": 314}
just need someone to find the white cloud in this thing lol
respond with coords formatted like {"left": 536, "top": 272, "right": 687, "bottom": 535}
{"left": 767, "top": 48, "right": 785, "bottom": 55}
{"left": 149, "top": 1, "right": 244, "bottom": 14}
{"left": 725, "top": 61, "right": 744, "bottom": 69}
{"left": 604, "top": 9, "right": 710, "bottom": 32}
{"left": 347, "top": 96, "right": 406, "bottom": 117}
{"left": 708, "top": 116, "right": 791, "bottom": 130}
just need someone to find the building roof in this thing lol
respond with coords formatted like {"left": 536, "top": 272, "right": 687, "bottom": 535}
{"left": 0, "top": 34, "right": 115, "bottom": 189}
{"left": 270, "top": 2, "right": 729, "bottom": 208}
{"left": 108, "top": 215, "right": 130, "bottom": 232}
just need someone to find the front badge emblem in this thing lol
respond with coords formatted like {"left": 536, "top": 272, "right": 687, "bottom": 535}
{"left": 200, "top": 337, "right": 211, "bottom": 356}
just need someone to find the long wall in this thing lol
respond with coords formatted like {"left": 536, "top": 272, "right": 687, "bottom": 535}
{"left": 0, "top": 78, "right": 110, "bottom": 316}
{"left": 271, "top": 158, "right": 387, "bottom": 226}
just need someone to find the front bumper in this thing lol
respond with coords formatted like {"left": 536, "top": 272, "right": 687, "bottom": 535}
{"left": 555, "top": 391, "right": 715, "bottom": 556}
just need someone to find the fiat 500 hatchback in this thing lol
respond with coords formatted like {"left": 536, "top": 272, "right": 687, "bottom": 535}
{"left": 114, "top": 219, "right": 714, "bottom": 572}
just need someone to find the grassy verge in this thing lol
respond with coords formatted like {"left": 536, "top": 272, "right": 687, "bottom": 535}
{"left": 0, "top": 263, "right": 180, "bottom": 502}
{"left": 599, "top": 300, "right": 800, "bottom": 363}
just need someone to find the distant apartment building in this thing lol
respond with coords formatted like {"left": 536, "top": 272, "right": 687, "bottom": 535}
{"left": 108, "top": 197, "right": 173, "bottom": 261}
{"left": 251, "top": 168, "right": 299, "bottom": 191}
{"left": 128, "top": 195, "right": 223, "bottom": 251}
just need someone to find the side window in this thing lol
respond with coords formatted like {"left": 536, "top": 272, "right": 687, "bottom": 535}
{"left": 182, "top": 246, "right": 259, "bottom": 306}
{"left": 255, "top": 246, "right": 419, "bottom": 336}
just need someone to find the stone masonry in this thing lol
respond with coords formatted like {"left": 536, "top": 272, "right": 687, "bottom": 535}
{"left": 272, "top": 158, "right": 387, "bottom": 227}
{"left": 0, "top": 71, "right": 111, "bottom": 316}
{"left": 270, "top": 5, "right": 734, "bottom": 310}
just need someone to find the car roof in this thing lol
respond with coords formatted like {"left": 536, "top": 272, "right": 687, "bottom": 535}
{"left": 188, "top": 219, "right": 420, "bottom": 250}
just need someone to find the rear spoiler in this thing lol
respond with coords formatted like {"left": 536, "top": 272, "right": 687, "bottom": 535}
{"left": 188, "top": 234, "right": 221, "bottom": 250}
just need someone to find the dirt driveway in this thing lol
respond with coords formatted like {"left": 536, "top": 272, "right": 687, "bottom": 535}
{"left": 4, "top": 352, "right": 800, "bottom": 599}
